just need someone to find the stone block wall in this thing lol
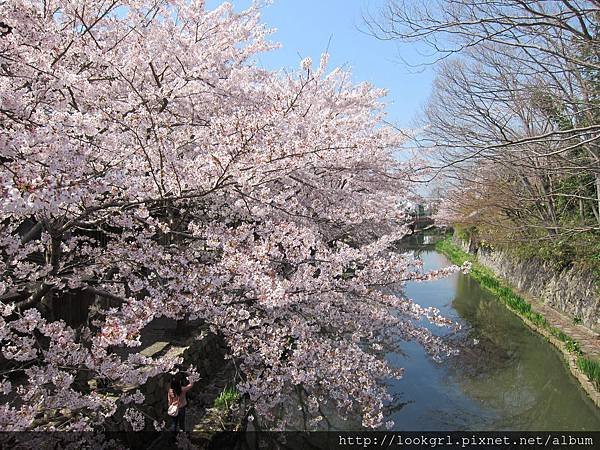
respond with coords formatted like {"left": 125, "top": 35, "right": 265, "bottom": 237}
{"left": 454, "top": 236, "right": 600, "bottom": 332}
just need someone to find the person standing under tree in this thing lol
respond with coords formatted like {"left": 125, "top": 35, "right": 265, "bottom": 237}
{"left": 167, "top": 374, "right": 194, "bottom": 431}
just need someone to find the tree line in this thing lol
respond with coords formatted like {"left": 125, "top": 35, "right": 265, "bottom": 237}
{"left": 370, "top": 0, "right": 600, "bottom": 268}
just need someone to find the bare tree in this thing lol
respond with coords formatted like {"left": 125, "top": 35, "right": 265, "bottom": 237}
{"left": 368, "top": 0, "right": 600, "bottom": 243}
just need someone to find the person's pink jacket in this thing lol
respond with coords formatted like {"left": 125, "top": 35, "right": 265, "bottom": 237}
{"left": 168, "top": 382, "right": 194, "bottom": 408}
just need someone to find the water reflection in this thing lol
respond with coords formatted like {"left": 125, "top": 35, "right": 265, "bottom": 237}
{"left": 389, "top": 250, "right": 600, "bottom": 431}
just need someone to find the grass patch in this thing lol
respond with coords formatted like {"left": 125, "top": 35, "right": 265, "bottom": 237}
{"left": 213, "top": 386, "right": 240, "bottom": 411}
{"left": 564, "top": 339, "right": 583, "bottom": 355}
{"left": 578, "top": 357, "right": 600, "bottom": 390}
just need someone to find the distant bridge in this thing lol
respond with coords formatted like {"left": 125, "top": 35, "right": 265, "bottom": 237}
{"left": 407, "top": 203, "right": 435, "bottom": 231}
{"left": 412, "top": 215, "right": 435, "bottom": 230}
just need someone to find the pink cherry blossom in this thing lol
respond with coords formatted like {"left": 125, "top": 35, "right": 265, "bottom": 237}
{"left": 0, "top": 0, "right": 464, "bottom": 431}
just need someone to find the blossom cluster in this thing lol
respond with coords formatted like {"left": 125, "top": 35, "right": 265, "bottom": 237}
{"left": 0, "top": 0, "right": 462, "bottom": 430}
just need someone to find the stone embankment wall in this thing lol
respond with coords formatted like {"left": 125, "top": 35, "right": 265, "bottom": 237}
{"left": 141, "top": 328, "right": 230, "bottom": 423}
{"left": 455, "top": 237, "right": 600, "bottom": 332}
{"left": 103, "top": 323, "right": 232, "bottom": 432}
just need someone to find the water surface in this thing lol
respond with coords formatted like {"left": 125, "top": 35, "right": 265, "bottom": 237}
{"left": 386, "top": 246, "right": 600, "bottom": 430}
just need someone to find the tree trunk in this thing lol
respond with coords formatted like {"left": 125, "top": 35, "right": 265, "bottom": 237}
{"left": 595, "top": 173, "right": 600, "bottom": 226}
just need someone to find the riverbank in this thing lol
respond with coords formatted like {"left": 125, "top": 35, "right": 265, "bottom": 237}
{"left": 435, "top": 237, "right": 600, "bottom": 408}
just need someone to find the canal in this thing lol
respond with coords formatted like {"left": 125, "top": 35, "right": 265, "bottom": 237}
{"left": 385, "top": 241, "right": 600, "bottom": 430}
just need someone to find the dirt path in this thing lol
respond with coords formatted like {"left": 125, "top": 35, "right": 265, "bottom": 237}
{"left": 530, "top": 300, "right": 600, "bottom": 358}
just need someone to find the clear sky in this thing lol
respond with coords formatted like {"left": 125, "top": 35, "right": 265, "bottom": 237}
{"left": 205, "top": 0, "right": 436, "bottom": 129}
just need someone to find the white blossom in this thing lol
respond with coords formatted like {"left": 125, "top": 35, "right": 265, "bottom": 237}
{"left": 0, "top": 0, "right": 459, "bottom": 432}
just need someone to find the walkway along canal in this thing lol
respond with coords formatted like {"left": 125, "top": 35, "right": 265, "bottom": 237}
{"left": 382, "top": 237, "right": 600, "bottom": 430}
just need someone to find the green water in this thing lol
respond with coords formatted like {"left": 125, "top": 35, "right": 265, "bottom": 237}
{"left": 385, "top": 248, "right": 600, "bottom": 430}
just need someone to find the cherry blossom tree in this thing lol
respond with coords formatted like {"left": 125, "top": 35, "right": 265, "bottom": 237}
{"left": 0, "top": 0, "right": 462, "bottom": 431}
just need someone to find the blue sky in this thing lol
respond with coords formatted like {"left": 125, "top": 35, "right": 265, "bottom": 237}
{"left": 206, "top": 0, "right": 436, "bottom": 129}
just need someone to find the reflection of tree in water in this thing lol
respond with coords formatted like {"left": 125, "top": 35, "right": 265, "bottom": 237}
{"left": 448, "top": 275, "right": 520, "bottom": 378}
{"left": 393, "top": 234, "right": 441, "bottom": 253}
{"left": 265, "top": 380, "right": 413, "bottom": 435}
{"left": 443, "top": 274, "right": 600, "bottom": 429}
{"left": 445, "top": 274, "right": 541, "bottom": 415}
{"left": 383, "top": 390, "right": 414, "bottom": 417}
{"left": 233, "top": 393, "right": 414, "bottom": 449}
